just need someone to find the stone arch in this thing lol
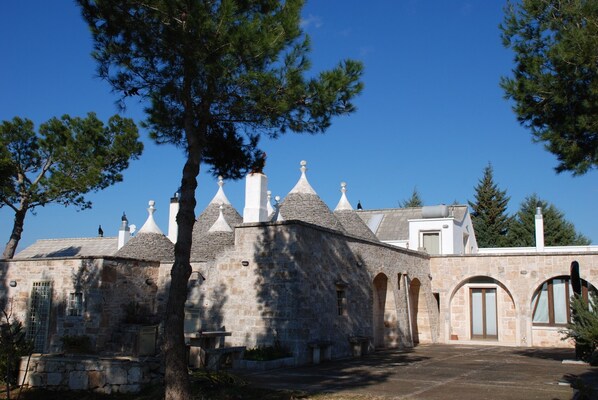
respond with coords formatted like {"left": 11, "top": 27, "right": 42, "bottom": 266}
{"left": 372, "top": 272, "right": 399, "bottom": 348}
{"left": 448, "top": 275, "right": 517, "bottom": 343}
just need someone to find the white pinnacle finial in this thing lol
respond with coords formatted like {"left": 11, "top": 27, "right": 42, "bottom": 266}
{"left": 334, "top": 181, "right": 353, "bottom": 211}
{"left": 138, "top": 200, "right": 164, "bottom": 234}
{"left": 209, "top": 175, "right": 231, "bottom": 205}
{"left": 209, "top": 205, "right": 233, "bottom": 232}
{"left": 289, "top": 160, "right": 316, "bottom": 194}
{"left": 266, "top": 190, "right": 274, "bottom": 216}
{"left": 272, "top": 195, "right": 284, "bottom": 221}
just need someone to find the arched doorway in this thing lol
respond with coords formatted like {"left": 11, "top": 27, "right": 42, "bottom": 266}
{"left": 409, "top": 278, "right": 430, "bottom": 344}
{"left": 373, "top": 273, "right": 399, "bottom": 348}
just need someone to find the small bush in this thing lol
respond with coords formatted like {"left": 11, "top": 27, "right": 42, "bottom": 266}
{"left": 243, "top": 343, "right": 291, "bottom": 361}
{"left": 562, "top": 294, "right": 598, "bottom": 362}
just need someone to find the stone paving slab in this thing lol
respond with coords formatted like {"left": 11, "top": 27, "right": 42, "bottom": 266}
{"left": 236, "top": 344, "right": 598, "bottom": 399}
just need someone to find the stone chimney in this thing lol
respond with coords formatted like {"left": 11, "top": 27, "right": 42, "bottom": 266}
{"left": 118, "top": 212, "right": 131, "bottom": 249}
{"left": 168, "top": 191, "right": 179, "bottom": 243}
{"left": 535, "top": 207, "right": 545, "bottom": 252}
{"left": 243, "top": 172, "right": 268, "bottom": 223}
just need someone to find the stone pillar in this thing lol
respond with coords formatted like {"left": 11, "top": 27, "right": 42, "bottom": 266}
{"left": 243, "top": 173, "right": 268, "bottom": 223}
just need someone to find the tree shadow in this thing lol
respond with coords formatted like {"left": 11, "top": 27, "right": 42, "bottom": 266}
{"left": 513, "top": 347, "right": 578, "bottom": 362}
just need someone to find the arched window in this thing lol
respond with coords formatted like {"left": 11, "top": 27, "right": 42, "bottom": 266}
{"left": 532, "top": 276, "right": 595, "bottom": 326}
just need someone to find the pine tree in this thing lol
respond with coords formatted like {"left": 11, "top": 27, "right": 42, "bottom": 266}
{"left": 399, "top": 187, "right": 423, "bottom": 208}
{"left": 468, "top": 164, "right": 511, "bottom": 247}
{"left": 77, "top": 1, "right": 363, "bottom": 398}
{"left": 507, "top": 194, "right": 591, "bottom": 246}
{"left": 0, "top": 114, "right": 142, "bottom": 258}
{"left": 501, "top": 0, "right": 598, "bottom": 175}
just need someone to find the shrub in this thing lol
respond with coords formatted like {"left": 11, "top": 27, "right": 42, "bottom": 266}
{"left": 243, "top": 343, "right": 291, "bottom": 361}
{"left": 562, "top": 294, "right": 598, "bottom": 362}
{"left": 0, "top": 303, "right": 33, "bottom": 388}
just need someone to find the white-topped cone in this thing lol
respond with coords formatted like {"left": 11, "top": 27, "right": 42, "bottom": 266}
{"left": 334, "top": 182, "right": 353, "bottom": 211}
{"left": 138, "top": 200, "right": 164, "bottom": 234}
{"left": 289, "top": 160, "right": 317, "bottom": 195}
{"left": 210, "top": 176, "right": 231, "bottom": 205}
{"left": 209, "top": 205, "right": 233, "bottom": 233}
{"left": 266, "top": 190, "right": 275, "bottom": 217}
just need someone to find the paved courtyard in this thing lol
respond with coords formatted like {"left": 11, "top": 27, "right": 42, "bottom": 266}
{"left": 237, "top": 344, "right": 598, "bottom": 399}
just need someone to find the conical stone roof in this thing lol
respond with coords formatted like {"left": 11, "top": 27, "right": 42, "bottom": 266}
{"left": 193, "top": 177, "right": 242, "bottom": 237}
{"left": 333, "top": 182, "right": 379, "bottom": 241}
{"left": 115, "top": 232, "right": 175, "bottom": 262}
{"left": 278, "top": 161, "right": 345, "bottom": 233}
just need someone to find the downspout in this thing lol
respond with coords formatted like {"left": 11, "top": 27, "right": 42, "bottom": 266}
{"left": 404, "top": 273, "right": 414, "bottom": 347}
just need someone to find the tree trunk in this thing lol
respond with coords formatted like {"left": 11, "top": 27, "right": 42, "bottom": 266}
{"left": 164, "top": 139, "right": 200, "bottom": 399}
{"left": 3, "top": 207, "right": 27, "bottom": 259}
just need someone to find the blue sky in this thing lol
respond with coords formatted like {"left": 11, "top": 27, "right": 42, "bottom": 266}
{"left": 1, "top": 1, "right": 597, "bottom": 252}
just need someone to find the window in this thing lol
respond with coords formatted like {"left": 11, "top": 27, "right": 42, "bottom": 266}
{"left": 420, "top": 231, "right": 440, "bottom": 255}
{"left": 336, "top": 289, "right": 347, "bottom": 316}
{"left": 67, "top": 292, "right": 84, "bottom": 317}
{"left": 532, "top": 277, "right": 594, "bottom": 326}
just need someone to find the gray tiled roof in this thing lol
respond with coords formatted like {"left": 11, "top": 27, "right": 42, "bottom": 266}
{"left": 278, "top": 192, "right": 346, "bottom": 233}
{"left": 14, "top": 237, "right": 118, "bottom": 259}
{"left": 190, "top": 231, "right": 234, "bottom": 262}
{"left": 193, "top": 203, "right": 242, "bottom": 238}
{"left": 357, "top": 205, "right": 469, "bottom": 241}
{"left": 114, "top": 232, "right": 174, "bottom": 262}
{"left": 334, "top": 210, "right": 380, "bottom": 241}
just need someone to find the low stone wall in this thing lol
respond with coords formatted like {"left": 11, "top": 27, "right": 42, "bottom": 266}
{"left": 18, "top": 354, "right": 162, "bottom": 394}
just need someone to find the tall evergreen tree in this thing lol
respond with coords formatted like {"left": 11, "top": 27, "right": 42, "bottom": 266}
{"left": 500, "top": 0, "right": 598, "bottom": 175}
{"left": 0, "top": 114, "right": 142, "bottom": 259}
{"left": 399, "top": 187, "right": 423, "bottom": 208}
{"left": 468, "top": 164, "right": 511, "bottom": 247}
{"left": 507, "top": 194, "right": 591, "bottom": 246}
{"left": 77, "top": 1, "right": 363, "bottom": 398}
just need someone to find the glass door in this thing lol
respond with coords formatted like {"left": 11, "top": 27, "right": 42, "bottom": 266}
{"left": 470, "top": 288, "right": 497, "bottom": 340}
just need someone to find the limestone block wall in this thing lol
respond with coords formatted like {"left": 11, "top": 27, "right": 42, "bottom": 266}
{"left": 431, "top": 252, "right": 598, "bottom": 347}
{"left": 0, "top": 257, "right": 160, "bottom": 354}
{"left": 18, "top": 355, "right": 161, "bottom": 394}
{"left": 182, "top": 221, "right": 438, "bottom": 364}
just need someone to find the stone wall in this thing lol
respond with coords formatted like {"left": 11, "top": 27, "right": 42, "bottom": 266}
{"left": 430, "top": 252, "right": 598, "bottom": 347}
{"left": 0, "top": 257, "right": 161, "bottom": 354}
{"left": 182, "top": 220, "right": 438, "bottom": 365}
{"left": 18, "top": 354, "right": 161, "bottom": 394}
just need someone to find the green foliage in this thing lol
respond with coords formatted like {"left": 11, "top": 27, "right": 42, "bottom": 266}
{"left": 562, "top": 294, "right": 598, "bottom": 362}
{"left": 0, "top": 305, "right": 33, "bottom": 386}
{"left": 399, "top": 187, "right": 423, "bottom": 208}
{"left": 78, "top": 0, "right": 363, "bottom": 179}
{"left": 500, "top": 0, "right": 598, "bottom": 175}
{"left": 0, "top": 113, "right": 143, "bottom": 258}
{"left": 468, "top": 164, "right": 512, "bottom": 247}
{"left": 61, "top": 335, "right": 93, "bottom": 354}
{"left": 243, "top": 343, "right": 292, "bottom": 361}
{"left": 506, "top": 194, "right": 590, "bottom": 246}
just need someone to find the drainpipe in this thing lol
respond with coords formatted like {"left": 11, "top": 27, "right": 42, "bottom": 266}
{"left": 404, "top": 273, "right": 414, "bottom": 347}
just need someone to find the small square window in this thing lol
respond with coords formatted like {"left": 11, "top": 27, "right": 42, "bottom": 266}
{"left": 68, "top": 292, "right": 83, "bottom": 317}
{"left": 336, "top": 289, "right": 347, "bottom": 316}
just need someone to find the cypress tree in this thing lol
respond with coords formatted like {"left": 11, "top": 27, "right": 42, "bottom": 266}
{"left": 468, "top": 164, "right": 511, "bottom": 247}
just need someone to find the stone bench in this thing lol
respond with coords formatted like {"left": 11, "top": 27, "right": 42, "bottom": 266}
{"left": 348, "top": 336, "right": 370, "bottom": 357}
{"left": 204, "top": 346, "right": 246, "bottom": 371}
{"left": 307, "top": 340, "right": 332, "bottom": 364}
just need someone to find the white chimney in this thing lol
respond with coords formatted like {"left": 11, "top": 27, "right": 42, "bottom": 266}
{"left": 243, "top": 173, "right": 268, "bottom": 223}
{"left": 118, "top": 213, "right": 131, "bottom": 249}
{"left": 535, "top": 207, "right": 545, "bottom": 252}
{"left": 168, "top": 192, "right": 179, "bottom": 243}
